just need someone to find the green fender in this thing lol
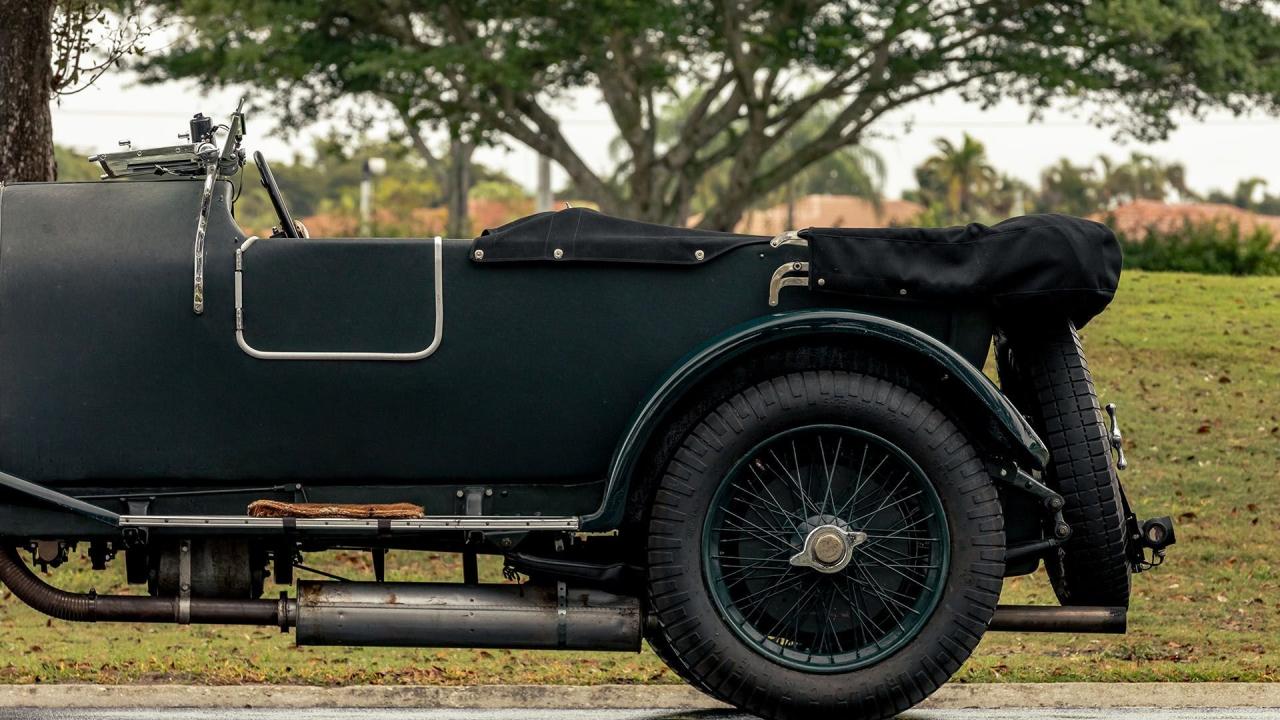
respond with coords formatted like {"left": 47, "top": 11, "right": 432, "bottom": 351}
{"left": 579, "top": 309, "right": 1048, "bottom": 531}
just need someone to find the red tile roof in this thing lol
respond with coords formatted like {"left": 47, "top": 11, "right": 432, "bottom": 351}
{"left": 1096, "top": 199, "right": 1280, "bottom": 240}
{"left": 729, "top": 195, "right": 924, "bottom": 235}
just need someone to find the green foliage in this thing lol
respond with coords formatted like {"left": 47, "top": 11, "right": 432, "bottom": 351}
{"left": 52, "top": 145, "right": 101, "bottom": 181}
{"left": 226, "top": 136, "right": 517, "bottom": 237}
{"left": 909, "top": 144, "right": 1279, "bottom": 229}
{"left": 1036, "top": 158, "right": 1100, "bottom": 217}
{"left": 1095, "top": 152, "right": 1197, "bottom": 206}
{"left": 1117, "top": 221, "right": 1280, "bottom": 276}
{"left": 1207, "top": 178, "right": 1280, "bottom": 216}
{"left": 137, "top": 0, "right": 1280, "bottom": 228}
{"left": 469, "top": 180, "right": 529, "bottom": 204}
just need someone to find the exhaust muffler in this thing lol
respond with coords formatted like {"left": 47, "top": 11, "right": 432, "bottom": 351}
{"left": 295, "top": 580, "right": 642, "bottom": 651}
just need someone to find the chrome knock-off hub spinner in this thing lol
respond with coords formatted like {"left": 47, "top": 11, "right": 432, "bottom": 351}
{"left": 789, "top": 523, "right": 868, "bottom": 574}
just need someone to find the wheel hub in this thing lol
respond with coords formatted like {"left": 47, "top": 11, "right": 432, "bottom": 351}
{"left": 789, "top": 522, "right": 867, "bottom": 574}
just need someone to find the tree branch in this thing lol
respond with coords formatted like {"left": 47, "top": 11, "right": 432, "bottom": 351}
{"left": 397, "top": 108, "right": 439, "bottom": 166}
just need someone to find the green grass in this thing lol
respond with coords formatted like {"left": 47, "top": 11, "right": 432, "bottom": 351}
{"left": 2, "top": 270, "right": 1277, "bottom": 685}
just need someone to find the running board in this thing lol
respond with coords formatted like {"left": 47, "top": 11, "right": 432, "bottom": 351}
{"left": 0, "top": 468, "right": 581, "bottom": 534}
{"left": 0, "top": 470, "right": 121, "bottom": 526}
{"left": 117, "top": 515, "right": 581, "bottom": 533}
{"left": 988, "top": 604, "right": 1126, "bottom": 634}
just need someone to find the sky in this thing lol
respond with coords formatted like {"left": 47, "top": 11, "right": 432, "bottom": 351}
{"left": 50, "top": 71, "right": 1280, "bottom": 204}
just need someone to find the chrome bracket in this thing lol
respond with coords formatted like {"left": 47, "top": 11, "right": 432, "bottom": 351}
{"left": 768, "top": 261, "right": 809, "bottom": 307}
{"left": 191, "top": 142, "right": 220, "bottom": 315}
{"left": 234, "top": 235, "right": 444, "bottom": 361}
{"left": 176, "top": 539, "right": 192, "bottom": 624}
{"left": 1105, "top": 403, "right": 1127, "bottom": 470}
{"left": 556, "top": 580, "right": 569, "bottom": 648}
{"left": 769, "top": 230, "right": 808, "bottom": 248}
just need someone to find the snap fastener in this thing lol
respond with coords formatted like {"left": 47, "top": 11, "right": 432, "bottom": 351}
{"left": 553, "top": 248, "right": 564, "bottom": 260}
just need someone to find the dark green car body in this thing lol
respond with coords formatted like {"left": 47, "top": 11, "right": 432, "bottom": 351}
{"left": 0, "top": 178, "right": 1044, "bottom": 543}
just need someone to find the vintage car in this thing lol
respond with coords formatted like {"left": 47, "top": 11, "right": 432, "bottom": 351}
{"left": 0, "top": 104, "right": 1174, "bottom": 719}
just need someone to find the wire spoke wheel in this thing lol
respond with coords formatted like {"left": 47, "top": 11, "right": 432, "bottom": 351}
{"left": 703, "top": 424, "right": 949, "bottom": 672}
{"left": 647, "top": 370, "right": 1003, "bottom": 719}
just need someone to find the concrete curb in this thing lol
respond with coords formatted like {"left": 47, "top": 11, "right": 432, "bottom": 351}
{"left": 0, "top": 683, "right": 1276, "bottom": 710}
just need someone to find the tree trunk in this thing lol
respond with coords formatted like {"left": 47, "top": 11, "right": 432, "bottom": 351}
{"left": 445, "top": 137, "right": 472, "bottom": 238}
{"left": 785, "top": 179, "right": 796, "bottom": 229}
{"left": 0, "top": 0, "right": 55, "bottom": 183}
{"left": 535, "top": 153, "right": 552, "bottom": 212}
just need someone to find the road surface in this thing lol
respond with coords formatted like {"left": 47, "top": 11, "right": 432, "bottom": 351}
{"left": 0, "top": 709, "right": 1273, "bottom": 719}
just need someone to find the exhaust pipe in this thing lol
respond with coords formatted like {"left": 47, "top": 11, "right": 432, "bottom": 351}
{"left": 2, "top": 546, "right": 639, "bottom": 650}
{"left": 295, "top": 580, "right": 641, "bottom": 651}
{"left": 3, "top": 544, "right": 1114, "bottom": 642}
{"left": 989, "top": 604, "right": 1126, "bottom": 634}
{"left": 0, "top": 546, "right": 295, "bottom": 628}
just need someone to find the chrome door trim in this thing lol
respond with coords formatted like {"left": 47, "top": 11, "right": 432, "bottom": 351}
{"left": 234, "top": 235, "right": 444, "bottom": 361}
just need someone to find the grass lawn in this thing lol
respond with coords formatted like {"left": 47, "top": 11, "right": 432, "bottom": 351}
{"left": 1, "top": 270, "right": 1276, "bottom": 685}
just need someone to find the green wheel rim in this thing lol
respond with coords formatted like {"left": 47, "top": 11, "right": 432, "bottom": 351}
{"left": 702, "top": 424, "right": 950, "bottom": 672}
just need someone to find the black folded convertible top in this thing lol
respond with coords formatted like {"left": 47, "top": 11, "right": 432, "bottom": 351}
{"left": 802, "top": 214, "right": 1121, "bottom": 328}
{"left": 472, "top": 207, "right": 767, "bottom": 265}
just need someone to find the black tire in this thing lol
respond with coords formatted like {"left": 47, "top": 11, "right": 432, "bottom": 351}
{"left": 995, "top": 321, "right": 1131, "bottom": 607}
{"left": 646, "top": 370, "right": 1004, "bottom": 720}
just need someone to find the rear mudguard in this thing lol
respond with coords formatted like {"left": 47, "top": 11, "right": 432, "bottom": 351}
{"left": 581, "top": 309, "right": 1048, "bottom": 531}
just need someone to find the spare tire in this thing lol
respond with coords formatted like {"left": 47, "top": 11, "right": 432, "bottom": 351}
{"left": 995, "top": 320, "right": 1131, "bottom": 607}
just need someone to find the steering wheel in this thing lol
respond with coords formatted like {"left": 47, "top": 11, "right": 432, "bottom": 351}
{"left": 254, "top": 150, "right": 300, "bottom": 238}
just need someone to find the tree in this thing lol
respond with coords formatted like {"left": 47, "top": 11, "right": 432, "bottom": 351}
{"left": 0, "top": 2, "right": 148, "bottom": 183}
{"left": 1095, "top": 152, "right": 1198, "bottom": 208}
{"left": 1, "top": 2, "right": 57, "bottom": 182}
{"left": 917, "top": 134, "right": 997, "bottom": 217}
{"left": 1037, "top": 159, "right": 1099, "bottom": 217}
{"left": 1231, "top": 178, "right": 1269, "bottom": 210}
{"left": 616, "top": 98, "right": 885, "bottom": 226}
{"left": 1208, "top": 178, "right": 1280, "bottom": 215}
{"left": 142, "top": 1, "right": 1280, "bottom": 229}
{"left": 222, "top": 134, "right": 522, "bottom": 237}
{"left": 764, "top": 109, "right": 884, "bottom": 229}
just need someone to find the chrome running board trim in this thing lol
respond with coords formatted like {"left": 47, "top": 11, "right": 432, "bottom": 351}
{"left": 118, "top": 514, "right": 580, "bottom": 532}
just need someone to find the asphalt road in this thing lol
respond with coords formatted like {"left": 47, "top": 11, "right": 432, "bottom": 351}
{"left": 0, "top": 710, "right": 1274, "bottom": 720}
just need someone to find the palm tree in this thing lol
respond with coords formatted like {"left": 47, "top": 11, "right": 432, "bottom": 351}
{"left": 1232, "top": 177, "right": 1268, "bottom": 210}
{"left": 921, "top": 134, "right": 997, "bottom": 216}
{"left": 1038, "top": 158, "right": 1099, "bottom": 216}
{"left": 1096, "top": 152, "right": 1198, "bottom": 208}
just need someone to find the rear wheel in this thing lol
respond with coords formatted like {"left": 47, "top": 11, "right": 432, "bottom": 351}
{"left": 646, "top": 370, "right": 1004, "bottom": 719}
{"left": 996, "top": 321, "right": 1131, "bottom": 607}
